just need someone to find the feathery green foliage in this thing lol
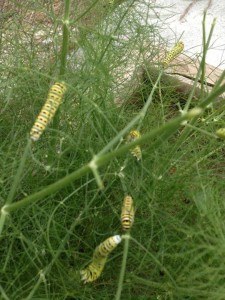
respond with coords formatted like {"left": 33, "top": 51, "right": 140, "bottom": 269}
{"left": 1, "top": 1, "right": 225, "bottom": 299}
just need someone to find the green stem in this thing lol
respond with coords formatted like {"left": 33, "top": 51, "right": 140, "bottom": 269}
{"left": 0, "top": 212, "right": 7, "bottom": 238}
{"left": 178, "top": 80, "right": 225, "bottom": 147}
{"left": 2, "top": 112, "right": 200, "bottom": 213}
{"left": 6, "top": 140, "right": 31, "bottom": 205}
{"left": 184, "top": 16, "right": 216, "bottom": 113}
{"left": 115, "top": 234, "right": 130, "bottom": 300}
{"left": 59, "top": 0, "right": 71, "bottom": 77}
{"left": 0, "top": 139, "right": 31, "bottom": 235}
{"left": 73, "top": 0, "right": 100, "bottom": 24}
{"left": 129, "top": 274, "right": 168, "bottom": 291}
{"left": 185, "top": 123, "right": 217, "bottom": 139}
{"left": 3, "top": 111, "right": 194, "bottom": 214}
{"left": 98, "top": 0, "right": 136, "bottom": 64}
{"left": 53, "top": 0, "right": 71, "bottom": 141}
{"left": 24, "top": 271, "right": 44, "bottom": 300}
{"left": 200, "top": 82, "right": 225, "bottom": 108}
{"left": 200, "top": 12, "right": 207, "bottom": 97}
{"left": 130, "top": 274, "right": 225, "bottom": 297}
{"left": 210, "top": 69, "right": 225, "bottom": 92}
{"left": 24, "top": 214, "right": 81, "bottom": 299}
{"left": 137, "top": 71, "right": 163, "bottom": 130}
{"left": 99, "top": 71, "right": 163, "bottom": 156}
{"left": 0, "top": 284, "right": 10, "bottom": 300}
{"left": 129, "top": 236, "right": 177, "bottom": 288}
{"left": 4, "top": 164, "right": 90, "bottom": 213}
{"left": 161, "top": 37, "right": 223, "bottom": 177}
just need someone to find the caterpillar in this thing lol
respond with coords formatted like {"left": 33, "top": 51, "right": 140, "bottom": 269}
{"left": 30, "top": 82, "right": 67, "bottom": 141}
{"left": 162, "top": 41, "right": 184, "bottom": 68}
{"left": 80, "top": 235, "right": 121, "bottom": 283}
{"left": 126, "top": 130, "right": 142, "bottom": 161}
{"left": 93, "top": 235, "right": 122, "bottom": 259}
{"left": 216, "top": 128, "right": 225, "bottom": 139}
{"left": 121, "top": 195, "right": 135, "bottom": 231}
{"left": 80, "top": 257, "right": 107, "bottom": 283}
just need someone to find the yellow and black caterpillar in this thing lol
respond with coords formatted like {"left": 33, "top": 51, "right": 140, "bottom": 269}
{"left": 162, "top": 41, "right": 184, "bottom": 68}
{"left": 30, "top": 82, "right": 67, "bottom": 141}
{"left": 121, "top": 195, "right": 135, "bottom": 231}
{"left": 80, "top": 257, "right": 107, "bottom": 284}
{"left": 93, "top": 235, "right": 122, "bottom": 259}
{"left": 80, "top": 235, "right": 121, "bottom": 283}
{"left": 216, "top": 128, "right": 225, "bottom": 139}
{"left": 126, "top": 130, "right": 142, "bottom": 161}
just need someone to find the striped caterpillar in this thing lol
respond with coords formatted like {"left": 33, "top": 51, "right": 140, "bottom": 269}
{"left": 126, "top": 130, "right": 142, "bottom": 161}
{"left": 80, "top": 235, "right": 121, "bottom": 283}
{"left": 162, "top": 41, "right": 184, "bottom": 68}
{"left": 30, "top": 82, "right": 67, "bottom": 141}
{"left": 121, "top": 195, "right": 135, "bottom": 231}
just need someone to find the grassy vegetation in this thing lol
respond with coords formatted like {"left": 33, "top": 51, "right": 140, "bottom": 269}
{"left": 1, "top": 1, "right": 225, "bottom": 299}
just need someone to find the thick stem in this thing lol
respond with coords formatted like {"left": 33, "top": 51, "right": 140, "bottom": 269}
{"left": 99, "top": 71, "right": 163, "bottom": 156}
{"left": 200, "top": 12, "right": 207, "bottom": 96}
{"left": 0, "top": 211, "right": 7, "bottom": 237}
{"left": 4, "top": 164, "right": 90, "bottom": 213}
{"left": 53, "top": 0, "right": 71, "bottom": 143}
{"left": 184, "top": 16, "right": 216, "bottom": 113}
{"left": 6, "top": 140, "right": 31, "bottom": 205}
{"left": 3, "top": 112, "right": 190, "bottom": 214}
{"left": 59, "top": 0, "right": 71, "bottom": 77}
{"left": 0, "top": 140, "right": 31, "bottom": 235}
{"left": 172, "top": 80, "right": 225, "bottom": 159}
{"left": 200, "top": 14, "right": 216, "bottom": 98}
{"left": 0, "top": 284, "right": 10, "bottom": 300}
{"left": 129, "top": 274, "right": 168, "bottom": 291}
{"left": 115, "top": 234, "right": 130, "bottom": 300}
{"left": 200, "top": 82, "right": 225, "bottom": 109}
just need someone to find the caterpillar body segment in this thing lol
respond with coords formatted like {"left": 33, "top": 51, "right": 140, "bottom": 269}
{"left": 127, "top": 130, "right": 141, "bottom": 140}
{"left": 80, "top": 257, "right": 107, "bottom": 283}
{"left": 121, "top": 195, "right": 135, "bottom": 231}
{"left": 94, "top": 235, "right": 122, "bottom": 259}
{"left": 130, "top": 146, "right": 142, "bottom": 161}
{"left": 216, "top": 128, "right": 225, "bottom": 139}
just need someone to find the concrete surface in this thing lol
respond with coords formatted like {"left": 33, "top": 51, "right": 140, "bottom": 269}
{"left": 151, "top": 0, "right": 225, "bottom": 69}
